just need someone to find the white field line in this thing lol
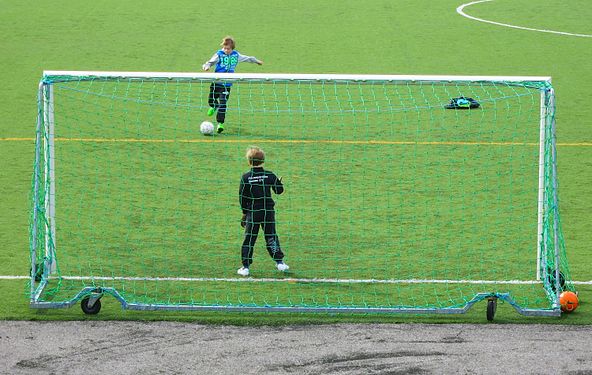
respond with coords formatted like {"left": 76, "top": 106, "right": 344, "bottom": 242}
{"left": 2, "top": 275, "right": 592, "bottom": 285}
{"left": 2, "top": 138, "right": 592, "bottom": 147}
{"left": 457, "top": 0, "right": 592, "bottom": 38}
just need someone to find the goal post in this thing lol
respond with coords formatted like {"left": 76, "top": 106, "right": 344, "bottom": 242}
{"left": 29, "top": 71, "right": 573, "bottom": 317}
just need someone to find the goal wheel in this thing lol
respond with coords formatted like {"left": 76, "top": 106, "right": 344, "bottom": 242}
{"left": 486, "top": 297, "right": 497, "bottom": 322}
{"left": 81, "top": 296, "right": 102, "bottom": 315}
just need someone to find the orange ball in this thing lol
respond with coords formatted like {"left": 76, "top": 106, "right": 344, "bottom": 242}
{"left": 559, "top": 291, "right": 579, "bottom": 313}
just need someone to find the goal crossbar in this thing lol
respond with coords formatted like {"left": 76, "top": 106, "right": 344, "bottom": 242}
{"left": 43, "top": 70, "right": 552, "bottom": 84}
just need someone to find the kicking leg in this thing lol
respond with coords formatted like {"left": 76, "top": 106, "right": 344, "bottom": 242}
{"left": 216, "top": 86, "right": 231, "bottom": 133}
{"left": 207, "top": 83, "right": 218, "bottom": 116}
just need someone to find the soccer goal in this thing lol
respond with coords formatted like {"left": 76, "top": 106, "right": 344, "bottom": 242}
{"left": 29, "top": 71, "right": 574, "bottom": 319}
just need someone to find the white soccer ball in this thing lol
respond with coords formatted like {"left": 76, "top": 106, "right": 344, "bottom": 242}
{"left": 200, "top": 121, "right": 214, "bottom": 136}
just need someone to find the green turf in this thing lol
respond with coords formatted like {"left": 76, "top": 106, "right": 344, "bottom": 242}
{"left": 1, "top": 0, "right": 591, "bottom": 323}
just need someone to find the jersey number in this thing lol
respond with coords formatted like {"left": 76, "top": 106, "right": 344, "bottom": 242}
{"left": 221, "top": 56, "right": 238, "bottom": 68}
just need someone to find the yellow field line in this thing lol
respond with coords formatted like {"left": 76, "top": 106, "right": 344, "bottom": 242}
{"left": 1, "top": 137, "right": 591, "bottom": 147}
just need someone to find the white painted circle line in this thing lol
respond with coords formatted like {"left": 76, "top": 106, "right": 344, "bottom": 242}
{"left": 457, "top": 0, "right": 592, "bottom": 38}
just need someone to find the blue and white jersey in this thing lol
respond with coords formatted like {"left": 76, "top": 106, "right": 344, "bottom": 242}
{"left": 203, "top": 50, "right": 261, "bottom": 86}
{"left": 214, "top": 50, "right": 240, "bottom": 73}
{"left": 203, "top": 50, "right": 261, "bottom": 73}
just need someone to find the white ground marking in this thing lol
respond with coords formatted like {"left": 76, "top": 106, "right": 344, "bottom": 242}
{"left": 2, "top": 275, "right": 591, "bottom": 284}
{"left": 457, "top": 0, "right": 592, "bottom": 38}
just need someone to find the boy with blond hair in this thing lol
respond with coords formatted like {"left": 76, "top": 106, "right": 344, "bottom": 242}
{"left": 202, "top": 36, "right": 263, "bottom": 134}
{"left": 237, "top": 146, "right": 288, "bottom": 276}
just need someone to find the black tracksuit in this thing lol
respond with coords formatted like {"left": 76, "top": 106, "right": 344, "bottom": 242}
{"left": 239, "top": 167, "right": 284, "bottom": 268}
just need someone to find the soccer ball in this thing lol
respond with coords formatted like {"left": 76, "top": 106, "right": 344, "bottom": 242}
{"left": 559, "top": 291, "right": 579, "bottom": 313}
{"left": 200, "top": 121, "right": 214, "bottom": 136}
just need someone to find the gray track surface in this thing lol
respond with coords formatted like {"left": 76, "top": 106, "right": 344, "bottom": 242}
{"left": 1, "top": 322, "right": 591, "bottom": 374}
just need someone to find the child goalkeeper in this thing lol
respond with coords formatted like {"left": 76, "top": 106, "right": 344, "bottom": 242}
{"left": 237, "top": 146, "right": 289, "bottom": 276}
{"left": 202, "top": 36, "right": 263, "bottom": 134}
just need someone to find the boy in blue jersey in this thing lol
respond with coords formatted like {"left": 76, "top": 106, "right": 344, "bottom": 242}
{"left": 202, "top": 36, "right": 263, "bottom": 134}
{"left": 237, "top": 146, "right": 289, "bottom": 276}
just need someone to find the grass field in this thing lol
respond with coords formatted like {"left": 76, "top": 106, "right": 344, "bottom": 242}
{"left": 1, "top": 0, "right": 591, "bottom": 323}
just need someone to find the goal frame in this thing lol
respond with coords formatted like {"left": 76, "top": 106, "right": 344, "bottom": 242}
{"left": 30, "top": 71, "right": 562, "bottom": 317}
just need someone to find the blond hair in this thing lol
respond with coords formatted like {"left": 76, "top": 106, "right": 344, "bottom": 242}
{"left": 246, "top": 146, "right": 265, "bottom": 166}
{"left": 220, "top": 36, "right": 236, "bottom": 50}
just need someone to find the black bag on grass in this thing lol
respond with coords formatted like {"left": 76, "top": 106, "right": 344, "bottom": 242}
{"left": 445, "top": 96, "right": 481, "bottom": 109}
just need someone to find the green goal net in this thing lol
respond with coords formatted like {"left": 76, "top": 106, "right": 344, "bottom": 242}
{"left": 30, "top": 71, "right": 573, "bottom": 317}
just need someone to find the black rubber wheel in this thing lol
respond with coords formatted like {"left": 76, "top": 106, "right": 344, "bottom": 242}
{"left": 486, "top": 298, "right": 497, "bottom": 322}
{"left": 81, "top": 296, "right": 102, "bottom": 315}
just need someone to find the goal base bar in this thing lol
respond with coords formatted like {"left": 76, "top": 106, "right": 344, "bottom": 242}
{"left": 30, "top": 286, "right": 561, "bottom": 317}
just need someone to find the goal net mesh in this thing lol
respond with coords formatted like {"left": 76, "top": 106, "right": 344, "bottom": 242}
{"left": 29, "top": 73, "right": 572, "bottom": 314}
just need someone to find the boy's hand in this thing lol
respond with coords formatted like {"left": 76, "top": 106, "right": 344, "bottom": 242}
{"left": 241, "top": 214, "right": 247, "bottom": 228}
{"left": 202, "top": 63, "right": 210, "bottom": 71}
{"left": 257, "top": 60, "right": 264, "bottom": 66}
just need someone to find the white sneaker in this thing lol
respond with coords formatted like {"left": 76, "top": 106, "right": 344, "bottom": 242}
{"left": 276, "top": 262, "right": 289, "bottom": 272}
{"left": 237, "top": 267, "right": 250, "bottom": 276}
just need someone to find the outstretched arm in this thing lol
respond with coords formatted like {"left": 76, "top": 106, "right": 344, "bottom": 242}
{"left": 237, "top": 52, "right": 263, "bottom": 65}
{"left": 202, "top": 53, "right": 219, "bottom": 71}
